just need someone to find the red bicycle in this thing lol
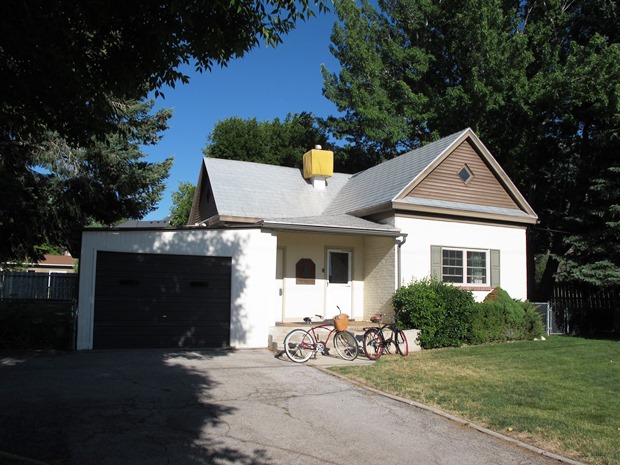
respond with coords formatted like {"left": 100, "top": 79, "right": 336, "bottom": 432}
{"left": 283, "top": 307, "right": 359, "bottom": 363}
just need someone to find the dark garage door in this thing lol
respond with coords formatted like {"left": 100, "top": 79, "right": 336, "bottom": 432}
{"left": 94, "top": 251, "right": 232, "bottom": 349}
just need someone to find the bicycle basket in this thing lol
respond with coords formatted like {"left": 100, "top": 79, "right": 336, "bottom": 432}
{"left": 333, "top": 313, "right": 349, "bottom": 331}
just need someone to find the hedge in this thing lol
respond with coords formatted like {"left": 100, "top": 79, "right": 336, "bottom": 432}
{"left": 393, "top": 279, "right": 544, "bottom": 349}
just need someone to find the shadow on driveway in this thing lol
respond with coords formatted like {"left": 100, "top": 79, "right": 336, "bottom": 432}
{"left": 0, "top": 349, "right": 271, "bottom": 465}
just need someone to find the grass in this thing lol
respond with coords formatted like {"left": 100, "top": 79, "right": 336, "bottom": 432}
{"left": 330, "top": 336, "right": 620, "bottom": 465}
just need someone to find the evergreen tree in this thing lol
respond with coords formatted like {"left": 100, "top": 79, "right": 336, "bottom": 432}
{"left": 322, "top": 0, "right": 620, "bottom": 295}
{"left": 0, "top": 101, "right": 173, "bottom": 261}
{"left": 0, "top": 1, "right": 326, "bottom": 262}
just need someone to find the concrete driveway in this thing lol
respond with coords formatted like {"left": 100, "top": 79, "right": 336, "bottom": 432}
{"left": 0, "top": 349, "right": 576, "bottom": 465}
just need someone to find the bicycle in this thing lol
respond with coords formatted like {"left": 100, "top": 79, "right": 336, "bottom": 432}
{"left": 283, "top": 307, "right": 359, "bottom": 363}
{"left": 362, "top": 313, "right": 409, "bottom": 360}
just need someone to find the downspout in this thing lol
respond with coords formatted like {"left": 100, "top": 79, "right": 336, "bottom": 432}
{"left": 396, "top": 233, "right": 408, "bottom": 289}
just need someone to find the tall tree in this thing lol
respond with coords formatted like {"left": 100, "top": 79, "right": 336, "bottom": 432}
{"left": 1, "top": 1, "right": 326, "bottom": 262}
{"left": 0, "top": 101, "right": 173, "bottom": 261}
{"left": 557, "top": 165, "right": 620, "bottom": 286}
{"left": 322, "top": 0, "right": 620, "bottom": 296}
{"left": 169, "top": 182, "right": 197, "bottom": 227}
{"left": 204, "top": 113, "right": 334, "bottom": 169}
{"left": 1, "top": 1, "right": 326, "bottom": 147}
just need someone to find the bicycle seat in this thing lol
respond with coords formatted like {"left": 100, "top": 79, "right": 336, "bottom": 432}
{"left": 370, "top": 313, "right": 383, "bottom": 323}
{"left": 303, "top": 317, "right": 312, "bottom": 324}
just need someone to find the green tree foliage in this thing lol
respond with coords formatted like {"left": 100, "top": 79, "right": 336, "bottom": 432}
{"left": 0, "top": 1, "right": 325, "bottom": 263}
{"left": 322, "top": 0, "right": 620, "bottom": 294}
{"left": 204, "top": 113, "right": 331, "bottom": 169}
{"left": 169, "top": 182, "right": 197, "bottom": 227}
{"left": 1, "top": 1, "right": 326, "bottom": 147}
{"left": 0, "top": 101, "right": 173, "bottom": 261}
{"left": 557, "top": 166, "right": 620, "bottom": 286}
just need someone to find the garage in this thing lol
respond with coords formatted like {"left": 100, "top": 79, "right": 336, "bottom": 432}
{"left": 93, "top": 251, "right": 232, "bottom": 349}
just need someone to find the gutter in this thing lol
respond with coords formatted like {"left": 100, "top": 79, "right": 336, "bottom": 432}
{"left": 259, "top": 221, "right": 402, "bottom": 238}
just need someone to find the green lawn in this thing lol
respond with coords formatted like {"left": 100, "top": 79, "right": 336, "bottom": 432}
{"left": 330, "top": 336, "right": 620, "bottom": 465}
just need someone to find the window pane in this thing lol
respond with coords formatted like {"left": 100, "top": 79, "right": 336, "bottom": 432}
{"left": 442, "top": 250, "right": 463, "bottom": 283}
{"left": 329, "top": 252, "right": 349, "bottom": 284}
{"left": 467, "top": 251, "right": 487, "bottom": 284}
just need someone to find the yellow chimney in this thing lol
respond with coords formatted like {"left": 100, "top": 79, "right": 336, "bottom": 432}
{"left": 303, "top": 146, "right": 334, "bottom": 180}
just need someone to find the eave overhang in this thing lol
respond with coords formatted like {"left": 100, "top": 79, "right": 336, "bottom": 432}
{"left": 260, "top": 216, "right": 402, "bottom": 237}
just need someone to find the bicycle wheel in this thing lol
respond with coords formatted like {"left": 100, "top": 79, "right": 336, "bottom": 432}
{"left": 363, "top": 328, "right": 384, "bottom": 360}
{"left": 394, "top": 329, "right": 409, "bottom": 356}
{"left": 284, "top": 329, "right": 315, "bottom": 363}
{"left": 333, "top": 331, "right": 359, "bottom": 361}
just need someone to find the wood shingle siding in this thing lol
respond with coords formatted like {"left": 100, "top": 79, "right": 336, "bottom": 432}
{"left": 407, "top": 141, "right": 520, "bottom": 211}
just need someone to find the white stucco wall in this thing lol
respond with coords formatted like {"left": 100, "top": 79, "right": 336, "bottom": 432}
{"left": 396, "top": 217, "right": 529, "bottom": 301}
{"left": 276, "top": 232, "right": 365, "bottom": 321}
{"left": 76, "top": 228, "right": 278, "bottom": 350}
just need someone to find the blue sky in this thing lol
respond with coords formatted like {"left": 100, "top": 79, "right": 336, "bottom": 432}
{"left": 143, "top": 9, "right": 341, "bottom": 220}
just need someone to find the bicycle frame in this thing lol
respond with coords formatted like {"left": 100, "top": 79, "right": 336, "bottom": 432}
{"left": 362, "top": 312, "right": 409, "bottom": 359}
{"left": 299, "top": 323, "right": 337, "bottom": 354}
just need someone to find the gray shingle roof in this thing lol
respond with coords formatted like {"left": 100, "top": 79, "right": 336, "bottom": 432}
{"left": 199, "top": 128, "right": 535, "bottom": 231}
{"left": 204, "top": 157, "right": 351, "bottom": 219}
{"left": 325, "top": 129, "right": 468, "bottom": 215}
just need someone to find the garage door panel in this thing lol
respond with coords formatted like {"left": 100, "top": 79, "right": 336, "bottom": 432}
{"left": 94, "top": 308, "right": 231, "bottom": 323}
{"left": 93, "top": 333, "right": 227, "bottom": 350}
{"left": 93, "top": 251, "right": 232, "bottom": 349}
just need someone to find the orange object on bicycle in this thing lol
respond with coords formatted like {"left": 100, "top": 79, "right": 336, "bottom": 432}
{"left": 333, "top": 313, "right": 349, "bottom": 331}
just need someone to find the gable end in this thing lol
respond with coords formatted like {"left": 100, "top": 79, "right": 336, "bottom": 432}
{"left": 403, "top": 139, "right": 523, "bottom": 211}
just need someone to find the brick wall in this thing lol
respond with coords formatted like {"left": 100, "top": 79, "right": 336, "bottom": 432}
{"left": 363, "top": 237, "right": 396, "bottom": 320}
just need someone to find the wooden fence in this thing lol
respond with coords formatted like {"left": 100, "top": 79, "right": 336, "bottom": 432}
{"left": 550, "top": 282, "right": 619, "bottom": 336}
{"left": 0, "top": 271, "right": 78, "bottom": 301}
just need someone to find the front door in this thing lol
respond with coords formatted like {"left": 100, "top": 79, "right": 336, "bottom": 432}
{"left": 325, "top": 249, "right": 352, "bottom": 317}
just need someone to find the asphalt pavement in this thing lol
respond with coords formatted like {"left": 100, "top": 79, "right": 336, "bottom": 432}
{"left": 0, "top": 348, "right": 583, "bottom": 465}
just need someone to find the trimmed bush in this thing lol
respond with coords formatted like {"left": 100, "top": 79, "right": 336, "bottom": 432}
{"left": 468, "top": 301, "right": 507, "bottom": 344}
{"left": 393, "top": 281, "right": 545, "bottom": 349}
{"left": 393, "top": 278, "right": 475, "bottom": 349}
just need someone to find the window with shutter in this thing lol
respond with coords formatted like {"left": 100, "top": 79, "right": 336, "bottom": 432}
{"left": 430, "top": 246, "right": 500, "bottom": 288}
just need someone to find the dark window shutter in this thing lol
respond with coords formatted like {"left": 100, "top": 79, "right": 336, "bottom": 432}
{"left": 490, "top": 249, "right": 501, "bottom": 288}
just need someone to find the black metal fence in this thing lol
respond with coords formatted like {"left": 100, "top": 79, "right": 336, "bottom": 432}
{"left": 0, "top": 271, "right": 78, "bottom": 301}
{"left": 550, "top": 282, "right": 620, "bottom": 337}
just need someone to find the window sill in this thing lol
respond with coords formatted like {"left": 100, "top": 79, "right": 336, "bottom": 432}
{"left": 457, "top": 286, "right": 493, "bottom": 292}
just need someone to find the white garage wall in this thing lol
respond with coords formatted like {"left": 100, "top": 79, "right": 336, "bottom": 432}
{"left": 395, "top": 217, "right": 529, "bottom": 301}
{"left": 77, "top": 228, "right": 278, "bottom": 349}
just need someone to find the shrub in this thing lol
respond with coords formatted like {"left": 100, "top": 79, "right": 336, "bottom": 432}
{"left": 468, "top": 301, "right": 507, "bottom": 345}
{"left": 393, "top": 278, "right": 475, "bottom": 349}
{"left": 394, "top": 282, "right": 545, "bottom": 349}
{"left": 0, "top": 301, "right": 75, "bottom": 350}
{"left": 469, "top": 288, "right": 544, "bottom": 342}
{"left": 518, "top": 300, "right": 546, "bottom": 339}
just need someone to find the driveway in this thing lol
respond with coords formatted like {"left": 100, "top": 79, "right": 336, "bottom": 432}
{"left": 0, "top": 349, "right": 575, "bottom": 465}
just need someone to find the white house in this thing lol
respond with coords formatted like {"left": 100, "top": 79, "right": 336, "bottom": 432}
{"left": 76, "top": 128, "right": 537, "bottom": 350}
